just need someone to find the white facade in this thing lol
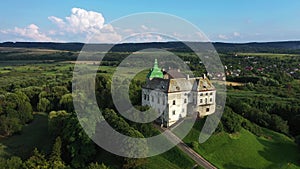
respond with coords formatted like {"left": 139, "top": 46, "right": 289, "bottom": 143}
{"left": 142, "top": 77, "right": 216, "bottom": 127}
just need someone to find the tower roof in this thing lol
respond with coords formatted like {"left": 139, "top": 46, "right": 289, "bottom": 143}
{"left": 147, "top": 59, "right": 163, "bottom": 79}
{"left": 143, "top": 75, "right": 215, "bottom": 93}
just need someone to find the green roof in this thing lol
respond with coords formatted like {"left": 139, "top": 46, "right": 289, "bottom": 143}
{"left": 147, "top": 59, "right": 163, "bottom": 79}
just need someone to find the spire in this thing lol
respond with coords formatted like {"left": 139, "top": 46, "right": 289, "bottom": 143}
{"left": 147, "top": 59, "right": 164, "bottom": 80}
{"left": 154, "top": 59, "right": 159, "bottom": 68}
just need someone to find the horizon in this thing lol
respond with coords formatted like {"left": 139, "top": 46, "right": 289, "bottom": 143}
{"left": 1, "top": 40, "right": 300, "bottom": 45}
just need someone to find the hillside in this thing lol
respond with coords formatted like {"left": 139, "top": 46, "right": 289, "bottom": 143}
{"left": 1, "top": 41, "right": 300, "bottom": 53}
{"left": 184, "top": 120, "right": 300, "bottom": 169}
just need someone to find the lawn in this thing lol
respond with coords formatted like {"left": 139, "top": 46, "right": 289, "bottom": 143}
{"left": 183, "top": 119, "right": 300, "bottom": 169}
{"left": 0, "top": 112, "right": 52, "bottom": 159}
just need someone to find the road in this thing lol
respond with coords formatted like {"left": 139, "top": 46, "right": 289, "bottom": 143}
{"left": 155, "top": 125, "right": 217, "bottom": 169}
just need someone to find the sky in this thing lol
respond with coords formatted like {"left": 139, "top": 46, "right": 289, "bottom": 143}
{"left": 1, "top": 0, "right": 300, "bottom": 43}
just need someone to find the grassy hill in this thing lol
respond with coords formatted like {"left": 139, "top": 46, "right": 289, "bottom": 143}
{"left": 184, "top": 119, "right": 300, "bottom": 169}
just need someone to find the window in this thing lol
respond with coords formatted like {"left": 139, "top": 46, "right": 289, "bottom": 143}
{"left": 172, "top": 110, "right": 176, "bottom": 115}
{"left": 200, "top": 99, "right": 203, "bottom": 103}
{"left": 182, "top": 108, "right": 184, "bottom": 113}
{"left": 163, "top": 99, "right": 165, "bottom": 105}
{"left": 144, "top": 94, "right": 146, "bottom": 100}
{"left": 206, "top": 93, "right": 208, "bottom": 96}
{"left": 158, "top": 97, "right": 160, "bottom": 104}
{"left": 173, "top": 100, "right": 176, "bottom": 105}
{"left": 151, "top": 96, "right": 154, "bottom": 102}
{"left": 184, "top": 98, "right": 187, "bottom": 103}
{"left": 210, "top": 92, "right": 213, "bottom": 95}
{"left": 147, "top": 95, "right": 149, "bottom": 101}
{"left": 206, "top": 108, "right": 210, "bottom": 112}
{"left": 205, "top": 98, "right": 207, "bottom": 103}
{"left": 210, "top": 98, "right": 213, "bottom": 102}
{"left": 200, "top": 93, "right": 203, "bottom": 96}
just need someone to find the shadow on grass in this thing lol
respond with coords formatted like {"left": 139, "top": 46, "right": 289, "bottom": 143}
{"left": 256, "top": 130, "right": 300, "bottom": 169}
{"left": 0, "top": 113, "right": 52, "bottom": 159}
{"left": 223, "top": 163, "right": 255, "bottom": 169}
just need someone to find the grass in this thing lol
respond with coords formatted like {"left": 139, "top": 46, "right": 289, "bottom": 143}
{"left": 143, "top": 145, "right": 195, "bottom": 169}
{"left": 236, "top": 52, "right": 300, "bottom": 59}
{"left": 183, "top": 119, "right": 300, "bottom": 169}
{"left": 0, "top": 112, "right": 52, "bottom": 159}
{"left": 145, "top": 154, "right": 186, "bottom": 169}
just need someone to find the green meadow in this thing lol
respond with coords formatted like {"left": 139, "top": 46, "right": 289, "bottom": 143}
{"left": 184, "top": 120, "right": 300, "bottom": 169}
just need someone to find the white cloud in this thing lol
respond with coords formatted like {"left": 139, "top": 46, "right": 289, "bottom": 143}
{"left": 122, "top": 33, "right": 166, "bottom": 43}
{"left": 1, "top": 24, "right": 52, "bottom": 42}
{"left": 48, "top": 8, "right": 121, "bottom": 42}
{"left": 218, "top": 34, "right": 228, "bottom": 40}
{"left": 141, "top": 25, "right": 149, "bottom": 30}
{"left": 48, "top": 16, "right": 65, "bottom": 28}
{"left": 233, "top": 32, "right": 240, "bottom": 37}
{"left": 0, "top": 30, "right": 8, "bottom": 34}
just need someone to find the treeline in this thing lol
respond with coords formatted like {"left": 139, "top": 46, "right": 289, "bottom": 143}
{"left": 227, "top": 76, "right": 300, "bottom": 137}
{"left": 0, "top": 91, "right": 33, "bottom": 136}
{"left": 0, "top": 84, "right": 73, "bottom": 137}
{"left": 2, "top": 41, "right": 300, "bottom": 54}
{"left": 0, "top": 135, "right": 110, "bottom": 169}
{"left": 217, "top": 106, "right": 263, "bottom": 136}
{"left": 226, "top": 98, "right": 289, "bottom": 135}
{"left": 0, "top": 73, "right": 152, "bottom": 169}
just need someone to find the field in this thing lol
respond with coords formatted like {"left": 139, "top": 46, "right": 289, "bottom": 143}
{"left": 183, "top": 119, "right": 300, "bottom": 169}
{"left": 212, "top": 80, "right": 244, "bottom": 86}
{"left": 236, "top": 52, "right": 300, "bottom": 59}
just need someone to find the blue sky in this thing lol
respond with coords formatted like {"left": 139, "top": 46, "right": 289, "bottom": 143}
{"left": 1, "top": 0, "right": 300, "bottom": 42}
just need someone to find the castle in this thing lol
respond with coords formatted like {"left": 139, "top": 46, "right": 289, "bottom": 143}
{"left": 142, "top": 59, "right": 216, "bottom": 127}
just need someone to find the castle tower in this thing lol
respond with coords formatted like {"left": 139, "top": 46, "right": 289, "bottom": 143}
{"left": 146, "top": 59, "right": 163, "bottom": 80}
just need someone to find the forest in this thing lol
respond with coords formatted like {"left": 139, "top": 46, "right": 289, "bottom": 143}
{"left": 0, "top": 42, "right": 299, "bottom": 169}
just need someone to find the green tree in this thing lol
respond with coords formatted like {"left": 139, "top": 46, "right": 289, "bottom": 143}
{"left": 60, "top": 113, "right": 96, "bottom": 168}
{"left": 0, "top": 116, "right": 22, "bottom": 136}
{"left": 20, "top": 86, "right": 42, "bottom": 111}
{"left": 48, "top": 110, "right": 68, "bottom": 137}
{"left": 24, "top": 148, "right": 49, "bottom": 169}
{"left": 49, "top": 137, "right": 66, "bottom": 169}
{"left": 4, "top": 92, "right": 33, "bottom": 124}
{"left": 6, "top": 156, "right": 23, "bottom": 169}
{"left": 222, "top": 106, "right": 242, "bottom": 133}
{"left": 270, "top": 114, "right": 289, "bottom": 134}
{"left": 37, "top": 98, "right": 51, "bottom": 113}
{"left": 101, "top": 109, "right": 147, "bottom": 169}
{"left": 87, "top": 162, "right": 110, "bottom": 169}
{"left": 59, "top": 94, "right": 73, "bottom": 112}
{"left": 0, "top": 156, "right": 23, "bottom": 169}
